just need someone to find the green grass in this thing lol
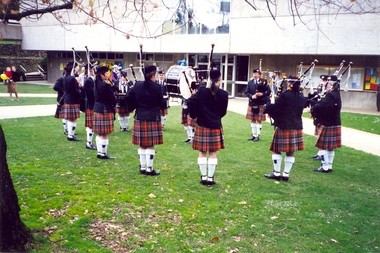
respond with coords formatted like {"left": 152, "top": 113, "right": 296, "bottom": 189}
{"left": 2, "top": 106, "right": 380, "bottom": 252}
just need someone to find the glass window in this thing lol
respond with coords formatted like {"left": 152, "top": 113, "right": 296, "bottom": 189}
{"left": 108, "top": 53, "right": 115, "bottom": 60}
{"left": 364, "top": 68, "right": 380, "bottom": 91}
{"left": 311, "top": 66, "right": 364, "bottom": 91}
{"left": 236, "top": 56, "right": 249, "bottom": 81}
{"left": 99, "top": 52, "right": 107, "bottom": 59}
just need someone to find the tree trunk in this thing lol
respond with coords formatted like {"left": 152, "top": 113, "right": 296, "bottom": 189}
{"left": 0, "top": 125, "right": 32, "bottom": 252}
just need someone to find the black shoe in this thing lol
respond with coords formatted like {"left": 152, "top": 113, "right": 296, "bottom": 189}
{"left": 67, "top": 136, "right": 80, "bottom": 141}
{"left": 310, "top": 154, "right": 319, "bottom": 159}
{"left": 206, "top": 176, "right": 216, "bottom": 186}
{"left": 247, "top": 136, "right": 255, "bottom": 141}
{"left": 97, "top": 154, "right": 115, "bottom": 159}
{"left": 200, "top": 176, "right": 208, "bottom": 185}
{"left": 253, "top": 136, "right": 260, "bottom": 142}
{"left": 282, "top": 176, "right": 289, "bottom": 182}
{"left": 146, "top": 169, "right": 160, "bottom": 176}
{"left": 264, "top": 172, "right": 281, "bottom": 181}
{"left": 140, "top": 169, "right": 146, "bottom": 175}
{"left": 313, "top": 167, "right": 332, "bottom": 173}
{"left": 183, "top": 138, "right": 191, "bottom": 143}
{"left": 86, "top": 143, "right": 97, "bottom": 150}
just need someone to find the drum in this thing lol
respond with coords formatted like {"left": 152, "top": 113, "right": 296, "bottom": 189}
{"left": 165, "top": 66, "right": 196, "bottom": 99}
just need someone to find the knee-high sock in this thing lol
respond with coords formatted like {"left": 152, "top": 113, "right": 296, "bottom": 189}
{"left": 86, "top": 127, "right": 93, "bottom": 143}
{"left": 283, "top": 156, "right": 295, "bottom": 177}
{"left": 161, "top": 116, "right": 166, "bottom": 126}
{"left": 118, "top": 116, "right": 124, "bottom": 127}
{"left": 207, "top": 158, "right": 217, "bottom": 179}
{"left": 96, "top": 136, "right": 101, "bottom": 154}
{"left": 138, "top": 148, "right": 147, "bottom": 171}
{"left": 99, "top": 138, "right": 108, "bottom": 155}
{"left": 272, "top": 154, "right": 282, "bottom": 176}
{"left": 318, "top": 150, "right": 329, "bottom": 170}
{"left": 67, "top": 121, "right": 76, "bottom": 137}
{"left": 62, "top": 119, "right": 67, "bottom": 132}
{"left": 186, "top": 126, "right": 192, "bottom": 138}
{"left": 125, "top": 116, "right": 130, "bottom": 128}
{"left": 327, "top": 150, "right": 335, "bottom": 170}
{"left": 251, "top": 123, "right": 257, "bottom": 137}
{"left": 198, "top": 157, "right": 207, "bottom": 180}
{"left": 146, "top": 149, "right": 155, "bottom": 172}
{"left": 257, "top": 123, "right": 262, "bottom": 136}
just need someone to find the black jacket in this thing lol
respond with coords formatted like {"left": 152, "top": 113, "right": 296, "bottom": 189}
{"left": 93, "top": 79, "right": 117, "bottom": 114}
{"left": 53, "top": 76, "right": 65, "bottom": 105}
{"left": 126, "top": 79, "right": 165, "bottom": 122}
{"left": 245, "top": 78, "right": 271, "bottom": 106}
{"left": 83, "top": 76, "right": 95, "bottom": 110}
{"left": 311, "top": 89, "right": 341, "bottom": 126}
{"left": 265, "top": 89, "right": 306, "bottom": 129}
{"left": 63, "top": 74, "right": 81, "bottom": 104}
{"left": 188, "top": 86, "right": 229, "bottom": 129}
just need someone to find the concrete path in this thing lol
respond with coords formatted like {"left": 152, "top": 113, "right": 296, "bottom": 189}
{"left": 1, "top": 94, "right": 379, "bottom": 157}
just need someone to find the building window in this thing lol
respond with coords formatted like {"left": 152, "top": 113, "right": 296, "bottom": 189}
{"left": 164, "top": 0, "right": 230, "bottom": 35}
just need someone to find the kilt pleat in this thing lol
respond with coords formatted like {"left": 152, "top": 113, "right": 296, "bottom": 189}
{"left": 192, "top": 126, "right": 225, "bottom": 152}
{"left": 246, "top": 105, "right": 266, "bottom": 121}
{"left": 85, "top": 109, "right": 94, "bottom": 128}
{"left": 315, "top": 125, "right": 341, "bottom": 150}
{"left": 132, "top": 120, "right": 163, "bottom": 147}
{"left": 62, "top": 104, "right": 80, "bottom": 120}
{"left": 116, "top": 107, "right": 131, "bottom": 115}
{"left": 54, "top": 105, "right": 63, "bottom": 119}
{"left": 187, "top": 115, "right": 198, "bottom": 127}
{"left": 92, "top": 112, "right": 114, "bottom": 134}
{"left": 270, "top": 128, "right": 304, "bottom": 153}
{"left": 181, "top": 109, "right": 188, "bottom": 124}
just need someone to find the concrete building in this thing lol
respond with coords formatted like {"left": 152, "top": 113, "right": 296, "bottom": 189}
{"left": 15, "top": 0, "right": 380, "bottom": 110}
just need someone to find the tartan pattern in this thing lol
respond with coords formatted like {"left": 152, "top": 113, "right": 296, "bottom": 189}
{"left": 187, "top": 115, "right": 198, "bottom": 127}
{"left": 181, "top": 109, "right": 188, "bottom": 124}
{"left": 85, "top": 109, "right": 94, "bottom": 128}
{"left": 270, "top": 128, "right": 304, "bottom": 153}
{"left": 315, "top": 125, "right": 341, "bottom": 150}
{"left": 132, "top": 119, "right": 163, "bottom": 147}
{"left": 54, "top": 105, "right": 63, "bottom": 119}
{"left": 92, "top": 112, "right": 115, "bottom": 134}
{"left": 245, "top": 105, "right": 266, "bottom": 121}
{"left": 192, "top": 126, "right": 225, "bottom": 152}
{"left": 160, "top": 109, "right": 168, "bottom": 116}
{"left": 116, "top": 107, "right": 131, "bottom": 115}
{"left": 62, "top": 104, "right": 80, "bottom": 120}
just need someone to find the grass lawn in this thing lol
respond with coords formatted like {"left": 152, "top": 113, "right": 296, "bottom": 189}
{"left": 2, "top": 106, "right": 379, "bottom": 252}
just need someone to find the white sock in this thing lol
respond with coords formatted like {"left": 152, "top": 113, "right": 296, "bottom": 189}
{"left": 86, "top": 127, "right": 93, "bottom": 143}
{"left": 207, "top": 158, "right": 217, "bottom": 179}
{"left": 186, "top": 126, "right": 192, "bottom": 139}
{"left": 283, "top": 156, "right": 295, "bottom": 176}
{"left": 125, "top": 116, "right": 130, "bottom": 128}
{"left": 138, "top": 148, "right": 147, "bottom": 171}
{"left": 96, "top": 136, "right": 101, "bottom": 154}
{"left": 257, "top": 123, "right": 262, "bottom": 136}
{"left": 62, "top": 119, "right": 67, "bottom": 132}
{"left": 118, "top": 116, "right": 123, "bottom": 127}
{"left": 67, "top": 121, "right": 76, "bottom": 137}
{"left": 198, "top": 157, "right": 207, "bottom": 180}
{"left": 146, "top": 149, "right": 155, "bottom": 172}
{"left": 161, "top": 116, "right": 166, "bottom": 126}
{"left": 327, "top": 150, "right": 335, "bottom": 170}
{"left": 318, "top": 150, "right": 329, "bottom": 170}
{"left": 251, "top": 123, "right": 257, "bottom": 137}
{"left": 99, "top": 138, "right": 108, "bottom": 155}
{"left": 272, "top": 154, "right": 282, "bottom": 176}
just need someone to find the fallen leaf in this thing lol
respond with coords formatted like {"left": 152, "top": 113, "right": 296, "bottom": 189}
{"left": 270, "top": 216, "right": 278, "bottom": 220}
{"left": 211, "top": 236, "right": 219, "bottom": 242}
{"left": 149, "top": 193, "right": 156, "bottom": 198}
{"left": 238, "top": 201, "right": 247, "bottom": 205}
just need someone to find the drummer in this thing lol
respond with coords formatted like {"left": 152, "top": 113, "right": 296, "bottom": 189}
{"left": 115, "top": 72, "right": 133, "bottom": 132}
{"left": 156, "top": 69, "right": 169, "bottom": 130}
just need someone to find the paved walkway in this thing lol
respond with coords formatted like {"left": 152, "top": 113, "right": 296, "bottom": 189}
{"left": 1, "top": 93, "right": 379, "bottom": 157}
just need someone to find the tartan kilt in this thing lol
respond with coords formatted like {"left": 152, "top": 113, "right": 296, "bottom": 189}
{"left": 160, "top": 109, "right": 168, "bottom": 116}
{"left": 246, "top": 105, "right": 266, "bottom": 121}
{"left": 62, "top": 104, "right": 80, "bottom": 120}
{"left": 54, "top": 105, "right": 63, "bottom": 119}
{"left": 132, "top": 120, "right": 163, "bottom": 147}
{"left": 270, "top": 128, "right": 304, "bottom": 153}
{"left": 187, "top": 115, "right": 198, "bottom": 127}
{"left": 92, "top": 112, "right": 115, "bottom": 134}
{"left": 192, "top": 126, "right": 225, "bottom": 152}
{"left": 315, "top": 125, "right": 341, "bottom": 150}
{"left": 116, "top": 107, "right": 131, "bottom": 116}
{"left": 181, "top": 109, "right": 188, "bottom": 125}
{"left": 85, "top": 109, "right": 94, "bottom": 128}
